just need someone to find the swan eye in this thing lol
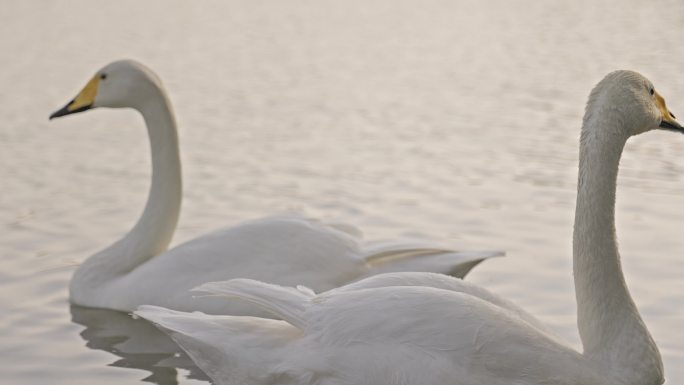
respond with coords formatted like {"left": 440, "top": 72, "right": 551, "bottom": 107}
{"left": 100, "top": 73, "right": 107, "bottom": 80}
{"left": 650, "top": 88, "right": 655, "bottom": 96}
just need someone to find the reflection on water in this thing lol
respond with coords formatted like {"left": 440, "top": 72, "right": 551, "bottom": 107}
{"left": 70, "top": 306, "right": 211, "bottom": 385}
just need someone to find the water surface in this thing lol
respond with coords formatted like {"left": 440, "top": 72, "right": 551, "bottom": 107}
{"left": 1, "top": 1, "right": 683, "bottom": 383}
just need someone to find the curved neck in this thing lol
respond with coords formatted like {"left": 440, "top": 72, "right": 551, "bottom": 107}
{"left": 123, "top": 89, "right": 183, "bottom": 264}
{"left": 573, "top": 116, "right": 662, "bottom": 384}
{"left": 74, "top": 87, "right": 182, "bottom": 283}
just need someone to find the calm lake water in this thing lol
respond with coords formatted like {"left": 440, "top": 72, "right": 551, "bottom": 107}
{"left": 1, "top": 0, "right": 683, "bottom": 384}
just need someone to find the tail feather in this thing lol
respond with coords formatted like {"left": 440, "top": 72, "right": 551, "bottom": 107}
{"left": 135, "top": 305, "right": 303, "bottom": 385}
{"left": 193, "top": 279, "right": 312, "bottom": 330}
{"left": 135, "top": 305, "right": 221, "bottom": 337}
{"left": 362, "top": 239, "right": 461, "bottom": 260}
{"left": 363, "top": 247, "right": 504, "bottom": 278}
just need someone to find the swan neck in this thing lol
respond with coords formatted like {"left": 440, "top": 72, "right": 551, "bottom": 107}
{"left": 573, "top": 117, "right": 662, "bottom": 384}
{"left": 130, "top": 88, "right": 183, "bottom": 257}
{"left": 74, "top": 85, "right": 182, "bottom": 283}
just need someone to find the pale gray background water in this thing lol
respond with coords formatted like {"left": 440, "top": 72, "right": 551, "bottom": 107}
{"left": 1, "top": 1, "right": 683, "bottom": 384}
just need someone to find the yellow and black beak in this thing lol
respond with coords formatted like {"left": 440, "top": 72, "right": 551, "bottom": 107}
{"left": 655, "top": 91, "right": 684, "bottom": 133}
{"left": 49, "top": 76, "right": 100, "bottom": 120}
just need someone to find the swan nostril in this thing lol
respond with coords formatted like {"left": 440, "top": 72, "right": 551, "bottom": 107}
{"left": 670, "top": 111, "right": 676, "bottom": 119}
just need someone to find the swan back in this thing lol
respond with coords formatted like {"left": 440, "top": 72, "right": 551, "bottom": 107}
{"left": 138, "top": 282, "right": 612, "bottom": 385}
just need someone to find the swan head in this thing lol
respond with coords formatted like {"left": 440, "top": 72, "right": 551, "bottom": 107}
{"left": 585, "top": 70, "right": 682, "bottom": 137}
{"left": 49, "top": 59, "right": 164, "bottom": 119}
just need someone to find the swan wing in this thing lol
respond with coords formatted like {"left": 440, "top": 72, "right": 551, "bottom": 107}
{"left": 296, "top": 218, "right": 503, "bottom": 279}
{"left": 193, "top": 272, "right": 551, "bottom": 336}
{"left": 329, "top": 272, "right": 550, "bottom": 333}
{"left": 113, "top": 216, "right": 366, "bottom": 312}
{"left": 111, "top": 216, "right": 496, "bottom": 313}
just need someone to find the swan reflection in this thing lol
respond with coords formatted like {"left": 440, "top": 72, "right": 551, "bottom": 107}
{"left": 70, "top": 305, "right": 211, "bottom": 385}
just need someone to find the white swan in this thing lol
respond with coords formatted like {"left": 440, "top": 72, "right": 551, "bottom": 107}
{"left": 136, "top": 70, "right": 681, "bottom": 385}
{"left": 49, "top": 59, "right": 501, "bottom": 314}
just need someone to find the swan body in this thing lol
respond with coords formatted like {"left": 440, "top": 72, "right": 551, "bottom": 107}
{"left": 50, "top": 60, "right": 501, "bottom": 313}
{"left": 137, "top": 70, "right": 682, "bottom": 385}
{"left": 138, "top": 278, "right": 604, "bottom": 385}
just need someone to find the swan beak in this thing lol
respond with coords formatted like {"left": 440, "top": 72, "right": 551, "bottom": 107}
{"left": 660, "top": 115, "right": 683, "bottom": 132}
{"left": 49, "top": 76, "right": 100, "bottom": 120}
{"left": 655, "top": 91, "right": 684, "bottom": 132}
